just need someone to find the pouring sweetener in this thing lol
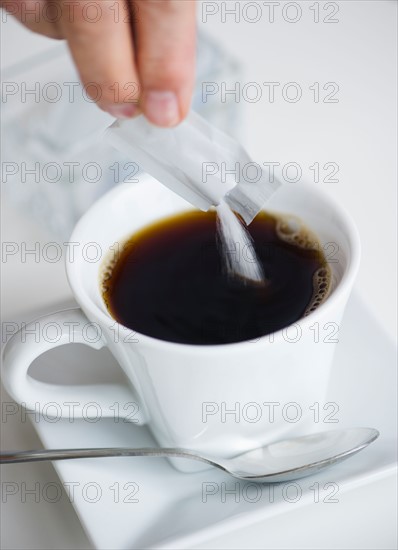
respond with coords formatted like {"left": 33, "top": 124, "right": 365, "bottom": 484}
{"left": 106, "top": 111, "right": 282, "bottom": 284}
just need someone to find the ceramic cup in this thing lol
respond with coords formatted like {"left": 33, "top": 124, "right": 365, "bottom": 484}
{"left": 2, "top": 174, "right": 360, "bottom": 472}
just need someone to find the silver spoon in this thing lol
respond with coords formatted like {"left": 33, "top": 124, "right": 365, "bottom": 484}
{"left": 0, "top": 427, "right": 378, "bottom": 483}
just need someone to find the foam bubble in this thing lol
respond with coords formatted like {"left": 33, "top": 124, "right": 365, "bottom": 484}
{"left": 275, "top": 214, "right": 331, "bottom": 314}
{"left": 276, "top": 215, "right": 319, "bottom": 250}
{"left": 100, "top": 246, "right": 122, "bottom": 297}
{"left": 304, "top": 265, "right": 332, "bottom": 316}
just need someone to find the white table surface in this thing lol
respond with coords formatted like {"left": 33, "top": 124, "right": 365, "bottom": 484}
{"left": 1, "top": 1, "right": 397, "bottom": 549}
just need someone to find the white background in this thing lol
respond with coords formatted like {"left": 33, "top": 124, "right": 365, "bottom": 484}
{"left": 1, "top": 1, "right": 397, "bottom": 549}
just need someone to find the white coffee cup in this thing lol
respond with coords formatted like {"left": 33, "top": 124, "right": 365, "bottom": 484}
{"left": 2, "top": 174, "right": 360, "bottom": 472}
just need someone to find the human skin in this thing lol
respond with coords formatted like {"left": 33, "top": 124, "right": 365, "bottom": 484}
{"left": 1, "top": 0, "right": 197, "bottom": 126}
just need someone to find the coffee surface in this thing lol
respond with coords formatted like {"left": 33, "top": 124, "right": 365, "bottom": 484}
{"left": 102, "top": 210, "right": 331, "bottom": 345}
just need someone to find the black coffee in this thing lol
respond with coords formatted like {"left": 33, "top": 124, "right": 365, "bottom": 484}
{"left": 102, "top": 210, "right": 331, "bottom": 345}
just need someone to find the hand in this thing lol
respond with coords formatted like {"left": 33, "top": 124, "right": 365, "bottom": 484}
{"left": 1, "top": 0, "right": 197, "bottom": 126}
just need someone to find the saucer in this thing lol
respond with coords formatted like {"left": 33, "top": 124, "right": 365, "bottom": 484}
{"left": 7, "top": 293, "right": 398, "bottom": 549}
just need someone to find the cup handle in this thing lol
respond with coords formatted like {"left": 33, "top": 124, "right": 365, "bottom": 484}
{"left": 1, "top": 308, "right": 145, "bottom": 425}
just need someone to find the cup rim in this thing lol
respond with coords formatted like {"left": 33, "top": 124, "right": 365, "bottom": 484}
{"left": 67, "top": 176, "right": 361, "bottom": 355}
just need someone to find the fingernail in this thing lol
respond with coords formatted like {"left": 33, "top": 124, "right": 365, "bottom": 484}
{"left": 145, "top": 91, "right": 180, "bottom": 127}
{"left": 106, "top": 103, "right": 137, "bottom": 119}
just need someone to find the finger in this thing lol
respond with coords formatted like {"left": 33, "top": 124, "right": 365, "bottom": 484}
{"left": 133, "top": 0, "right": 196, "bottom": 127}
{"left": 57, "top": 0, "right": 140, "bottom": 118}
{"left": 1, "top": 0, "right": 63, "bottom": 39}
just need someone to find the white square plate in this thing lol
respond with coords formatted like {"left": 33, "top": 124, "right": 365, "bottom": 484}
{"left": 12, "top": 293, "right": 398, "bottom": 549}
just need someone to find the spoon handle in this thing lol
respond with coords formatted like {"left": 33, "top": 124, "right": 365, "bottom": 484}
{"left": 0, "top": 448, "right": 210, "bottom": 465}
